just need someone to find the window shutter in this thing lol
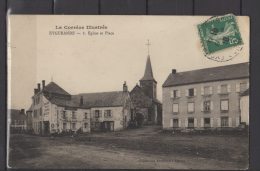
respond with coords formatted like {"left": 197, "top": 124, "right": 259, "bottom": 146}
{"left": 201, "top": 102, "right": 204, "bottom": 111}
{"left": 185, "top": 119, "right": 188, "bottom": 127}
{"left": 228, "top": 118, "right": 232, "bottom": 127}
{"left": 170, "top": 91, "right": 173, "bottom": 98}
{"left": 227, "top": 84, "right": 231, "bottom": 92}
{"left": 236, "top": 83, "right": 240, "bottom": 92}
{"left": 194, "top": 88, "right": 197, "bottom": 96}
{"left": 209, "top": 86, "right": 213, "bottom": 94}
{"left": 178, "top": 119, "right": 181, "bottom": 127}
{"left": 210, "top": 101, "right": 214, "bottom": 111}
{"left": 201, "top": 118, "right": 204, "bottom": 127}
{"left": 170, "top": 119, "right": 173, "bottom": 127}
{"left": 177, "top": 90, "right": 180, "bottom": 97}
{"left": 217, "top": 85, "right": 221, "bottom": 94}
{"left": 185, "top": 89, "right": 188, "bottom": 96}
{"left": 194, "top": 118, "right": 197, "bottom": 127}
{"left": 210, "top": 118, "right": 214, "bottom": 127}
{"left": 201, "top": 87, "right": 204, "bottom": 95}
{"left": 236, "top": 117, "right": 240, "bottom": 127}
{"left": 217, "top": 118, "right": 221, "bottom": 127}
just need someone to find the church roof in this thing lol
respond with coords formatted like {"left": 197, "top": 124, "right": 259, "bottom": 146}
{"left": 140, "top": 56, "right": 156, "bottom": 82}
{"left": 130, "top": 85, "right": 161, "bottom": 107}
{"left": 163, "top": 62, "right": 249, "bottom": 87}
{"left": 43, "top": 82, "right": 71, "bottom": 96}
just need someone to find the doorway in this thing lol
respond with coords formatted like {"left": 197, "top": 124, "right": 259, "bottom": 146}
{"left": 103, "top": 121, "right": 114, "bottom": 131}
{"left": 43, "top": 121, "right": 50, "bottom": 135}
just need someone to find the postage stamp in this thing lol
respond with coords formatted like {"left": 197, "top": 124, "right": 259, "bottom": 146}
{"left": 198, "top": 14, "right": 243, "bottom": 55}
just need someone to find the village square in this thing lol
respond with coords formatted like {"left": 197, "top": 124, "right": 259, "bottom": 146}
{"left": 9, "top": 48, "right": 249, "bottom": 169}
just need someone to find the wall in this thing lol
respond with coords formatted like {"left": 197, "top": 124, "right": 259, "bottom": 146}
{"left": 31, "top": 93, "right": 91, "bottom": 134}
{"left": 90, "top": 106, "right": 124, "bottom": 131}
{"left": 240, "top": 95, "right": 249, "bottom": 125}
{"left": 163, "top": 78, "right": 249, "bottom": 129}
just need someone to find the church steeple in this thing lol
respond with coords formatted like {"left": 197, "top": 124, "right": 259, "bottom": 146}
{"left": 139, "top": 40, "right": 157, "bottom": 99}
{"left": 140, "top": 56, "right": 156, "bottom": 82}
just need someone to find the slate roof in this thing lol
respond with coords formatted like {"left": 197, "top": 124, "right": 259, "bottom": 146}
{"left": 10, "top": 109, "right": 27, "bottom": 121}
{"left": 40, "top": 82, "right": 128, "bottom": 109}
{"left": 140, "top": 56, "right": 156, "bottom": 82}
{"left": 72, "top": 91, "right": 127, "bottom": 108}
{"left": 43, "top": 82, "right": 71, "bottom": 96}
{"left": 163, "top": 62, "right": 249, "bottom": 87}
{"left": 47, "top": 97, "right": 81, "bottom": 109}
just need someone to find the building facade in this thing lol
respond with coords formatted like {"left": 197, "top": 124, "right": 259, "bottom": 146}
{"left": 28, "top": 80, "right": 132, "bottom": 135}
{"left": 9, "top": 109, "right": 27, "bottom": 133}
{"left": 130, "top": 56, "right": 162, "bottom": 125}
{"left": 162, "top": 63, "right": 249, "bottom": 130}
{"left": 240, "top": 89, "right": 249, "bottom": 126}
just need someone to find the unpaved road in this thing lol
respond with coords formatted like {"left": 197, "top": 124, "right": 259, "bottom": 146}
{"left": 8, "top": 126, "right": 249, "bottom": 169}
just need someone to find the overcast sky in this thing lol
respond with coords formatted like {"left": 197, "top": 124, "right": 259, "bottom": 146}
{"left": 9, "top": 15, "right": 249, "bottom": 110}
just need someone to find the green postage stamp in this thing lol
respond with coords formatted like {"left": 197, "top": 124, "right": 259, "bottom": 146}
{"left": 198, "top": 14, "right": 243, "bottom": 54}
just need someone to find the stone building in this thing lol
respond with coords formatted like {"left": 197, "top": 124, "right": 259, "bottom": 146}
{"left": 130, "top": 56, "right": 162, "bottom": 125}
{"left": 72, "top": 82, "right": 133, "bottom": 131}
{"left": 28, "top": 80, "right": 132, "bottom": 135}
{"left": 162, "top": 62, "right": 249, "bottom": 130}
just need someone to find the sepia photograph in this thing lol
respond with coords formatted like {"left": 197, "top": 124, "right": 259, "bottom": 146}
{"left": 7, "top": 15, "right": 249, "bottom": 169}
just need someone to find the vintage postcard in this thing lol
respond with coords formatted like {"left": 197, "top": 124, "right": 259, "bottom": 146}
{"left": 7, "top": 15, "right": 249, "bottom": 169}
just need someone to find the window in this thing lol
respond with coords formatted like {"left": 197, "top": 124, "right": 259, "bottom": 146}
{"left": 72, "top": 123, "right": 76, "bottom": 129}
{"left": 188, "top": 118, "right": 194, "bottom": 128}
{"left": 172, "top": 90, "right": 180, "bottom": 98}
{"left": 173, "top": 119, "right": 179, "bottom": 128}
{"left": 104, "top": 110, "right": 112, "bottom": 118}
{"left": 204, "top": 118, "right": 210, "bottom": 128}
{"left": 63, "top": 111, "right": 66, "bottom": 119}
{"left": 240, "top": 82, "right": 247, "bottom": 92}
{"left": 203, "top": 101, "right": 211, "bottom": 112}
{"left": 221, "top": 84, "right": 228, "bottom": 94}
{"left": 188, "top": 102, "right": 195, "bottom": 113}
{"left": 220, "top": 100, "right": 229, "bottom": 112}
{"left": 188, "top": 88, "right": 194, "bottom": 97}
{"left": 221, "top": 117, "right": 229, "bottom": 127}
{"left": 84, "top": 123, "right": 88, "bottom": 128}
{"left": 33, "top": 110, "right": 37, "bottom": 118}
{"left": 172, "top": 103, "right": 179, "bottom": 113}
{"left": 95, "top": 110, "right": 100, "bottom": 118}
{"left": 63, "top": 123, "right": 67, "bottom": 130}
{"left": 72, "top": 111, "right": 76, "bottom": 119}
{"left": 39, "top": 107, "right": 42, "bottom": 116}
{"left": 84, "top": 113, "right": 88, "bottom": 119}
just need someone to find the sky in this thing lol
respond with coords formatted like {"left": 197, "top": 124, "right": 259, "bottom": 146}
{"left": 8, "top": 15, "right": 249, "bottom": 110}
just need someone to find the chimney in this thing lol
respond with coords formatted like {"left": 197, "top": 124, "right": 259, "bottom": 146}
{"left": 37, "top": 83, "right": 41, "bottom": 91}
{"left": 20, "top": 109, "right": 25, "bottom": 114}
{"left": 123, "top": 81, "right": 128, "bottom": 92}
{"left": 80, "top": 96, "right": 83, "bottom": 106}
{"left": 34, "top": 88, "right": 38, "bottom": 94}
{"left": 172, "top": 69, "right": 177, "bottom": 74}
{"left": 42, "top": 80, "right": 45, "bottom": 89}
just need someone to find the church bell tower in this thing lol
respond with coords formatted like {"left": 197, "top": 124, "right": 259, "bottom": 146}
{"left": 139, "top": 40, "right": 157, "bottom": 99}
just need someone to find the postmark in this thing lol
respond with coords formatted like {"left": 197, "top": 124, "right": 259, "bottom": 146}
{"left": 198, "top": 14, "right": 243, "bottom": 62}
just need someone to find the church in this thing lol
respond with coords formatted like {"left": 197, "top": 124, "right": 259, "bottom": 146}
{"left": 130, "top": 41, "right": 162, "bottom": 125}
